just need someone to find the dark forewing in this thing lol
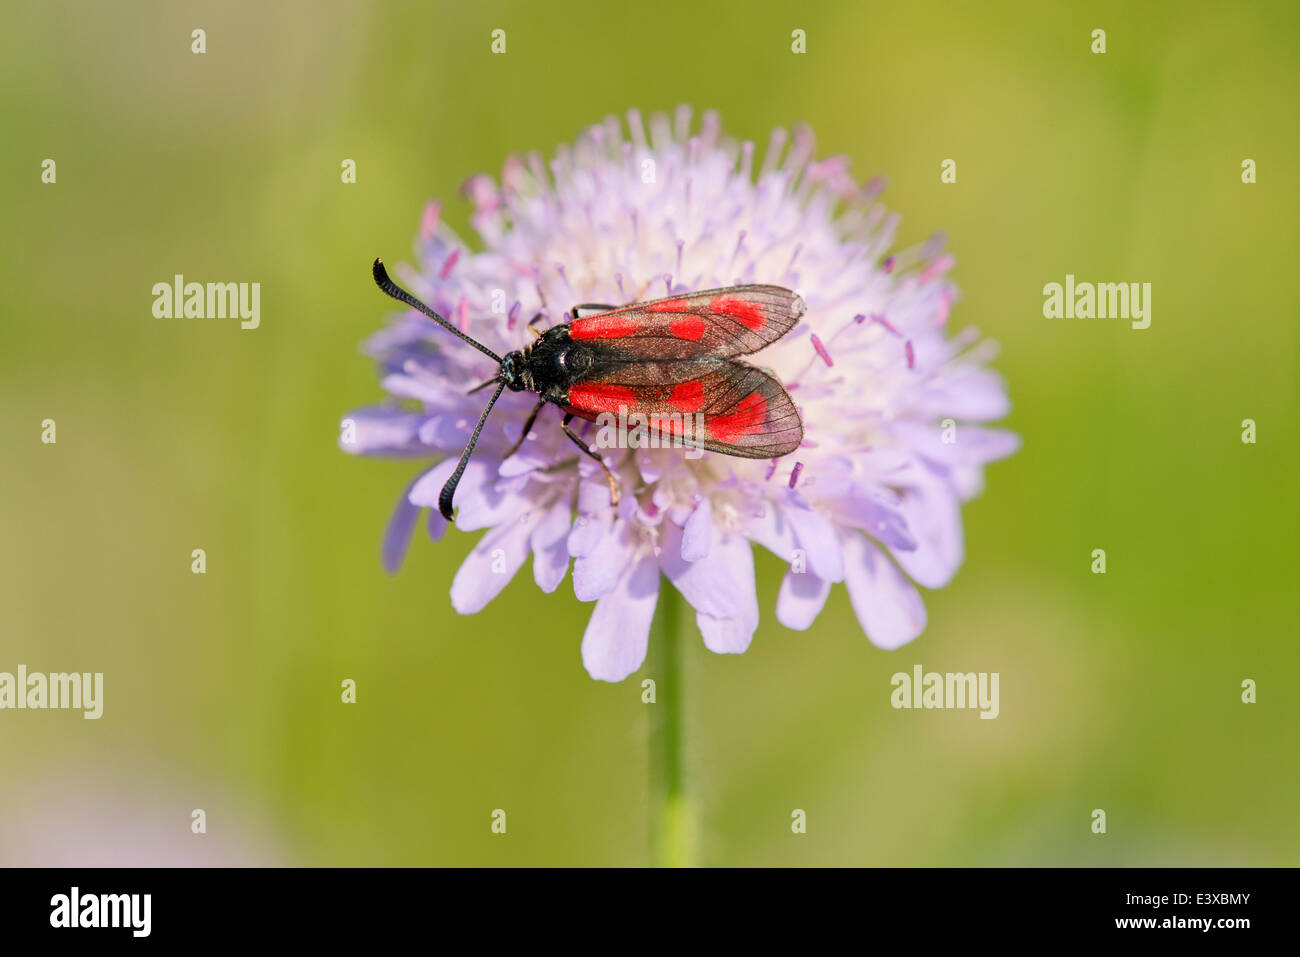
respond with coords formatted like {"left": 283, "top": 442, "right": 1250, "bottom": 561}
{"left": 564, "top": 360, "right": 803, "bottom": 459}
{"left": 565, "top": 285, "right": 805, "bottom": 360}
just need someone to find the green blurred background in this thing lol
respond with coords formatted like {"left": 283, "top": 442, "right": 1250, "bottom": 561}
{"left": 2, "top": 0, "right": 1296, "bottom": 866}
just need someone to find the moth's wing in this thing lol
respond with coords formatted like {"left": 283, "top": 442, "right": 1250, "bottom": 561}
{"left": 565, "top": 285, "right": 805, "bottom": 359}
{"left": 563, "top": 359, "right": 803, "bottom": 459}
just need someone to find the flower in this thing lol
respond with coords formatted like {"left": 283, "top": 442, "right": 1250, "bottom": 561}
{"left": 341, "top": 107, "right": 1018, "bottom": 682}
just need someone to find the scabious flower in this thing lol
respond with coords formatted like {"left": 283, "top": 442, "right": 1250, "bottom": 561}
{"left": 342, "top": 107, "right": 1018, "bottom": 682}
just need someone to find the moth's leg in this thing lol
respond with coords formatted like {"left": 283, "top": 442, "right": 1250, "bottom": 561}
{"left": 562, "top": 413, "right": 619, "bottom": 507}
{"left": 503, "top": 399, "right": 546, "bottom": 459}
{"left": 569, "top": 303, "right": 618, "bottom": 319}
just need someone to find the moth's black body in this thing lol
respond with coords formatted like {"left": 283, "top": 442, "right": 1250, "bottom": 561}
{"left": 501, "top": 326, "right": 597, "bottom": 398}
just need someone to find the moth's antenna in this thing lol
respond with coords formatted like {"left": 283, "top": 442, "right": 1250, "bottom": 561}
{"left": 372, "top": 259, "right": 502, "bottom": 364}
{"left": 439, "top": 379, "right": 508, "bottom": 521}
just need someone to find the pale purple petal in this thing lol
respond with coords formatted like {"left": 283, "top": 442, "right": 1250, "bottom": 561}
{"left": 407, "top": 457, "right": 459, "bottom": 508}
{"left": 891, "top": 421, "right": 1021, "bottom": 469}
{"left": 531, "top": 496, "right": 573, "bottom": 593}
{"left": 658, "top": 521, "right": 741, "bottom": 620}
{"left": 781, "top": 499, "right": 845, "bottom": 583}
{"left": 581, "top": 551, "right": 659, "bottom": 681}
{"left": 694, "top": 533, "right": 759, "bottom": 654}
{"left": 416, "top": 458, "right": 531, "bottom": 530}
{"left": 776, "top": 569, "right": 831, "bottom": 630}
{"left": 449, "top": 511, "right": 539, "bottom": 614}
{"left": 888, "top": 474, "right": 963, "bottom": 589}
{"left": 571, "top": 518, "right": 633, "bottom": 602}
{"left": 340, "top": 407, "right": 426, "bottom": 456}
{"left": 381, "top": 483, "right": 422, "bottom": 575}
{"left": 841, "top": 532, "right": 927, "bottom": 649}
{"left": 746, "top": 503, "right": 797, "bottom": 561}
{"left": 681, "top": 498, "right": 712, "bottom": 561}
{"left": 915, "top": 367, "right": 1012, "bottom": 421}
{"left": 813, "top": 475, "right": 917, "bottom": 552}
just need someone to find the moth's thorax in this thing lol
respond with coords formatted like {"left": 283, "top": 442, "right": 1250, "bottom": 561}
{"left": 517, "top": 326, "right": 596, "bottom": 398}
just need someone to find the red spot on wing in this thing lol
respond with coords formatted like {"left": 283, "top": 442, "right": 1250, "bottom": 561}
{"left": 669, "top": 315, "right": 706, "bottom": 341}
{"left": 648, "top": 415, "right": 691, "bottom": 437}
{"left": 570, "top": 314, "right": 638, "bottom": 340}
{"left": 709, "top": 393, "right": 768, "bottom": 442}
{"left": 567, "top": 383, "right": 637, "bottom": 414}
{"left": 709, "top": 295, "right": 765, "bottom": 330}
{"left": 668, "top": 380, "right": 704, "bottom": 413}
{"left": 648, "top": 298, "right": 692, "bottom": 313}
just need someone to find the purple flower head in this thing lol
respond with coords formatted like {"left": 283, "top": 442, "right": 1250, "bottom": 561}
{"left": 342, "top": 108, "right": 1018, "bottom": 681}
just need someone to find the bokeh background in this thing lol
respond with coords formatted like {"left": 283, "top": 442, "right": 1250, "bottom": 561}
{"left": 2, "top": 0, "right": 1296, "bottom": 866}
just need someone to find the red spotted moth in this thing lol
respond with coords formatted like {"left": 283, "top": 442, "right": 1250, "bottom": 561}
{"left": 371, "top": 259, "right": 805, "bottom": 520}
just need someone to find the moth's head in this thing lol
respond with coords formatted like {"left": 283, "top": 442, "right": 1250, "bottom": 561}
{"left": 501, "top": 350, "right": 528, "bottom": 391}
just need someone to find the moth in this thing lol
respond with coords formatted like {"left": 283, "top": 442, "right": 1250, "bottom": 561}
{"left": 371, "top": 259, "right": 804, "bottom": 520}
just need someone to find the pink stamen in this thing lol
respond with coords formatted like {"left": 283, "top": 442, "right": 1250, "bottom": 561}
{"left": 507, "top": 301, "right": 521, "bottom": 330}
{"left": 788, "top": 462, "right": 804, "bottom": 489}
{"left": 882, "top": 255, "right": 896, "bottom": 274}
{"left": 810, "top": 333, "right": 833, "bottom": 367}
{"left": 439, "top": 249, "right": 459, "bottom": 279}
{"left": 765, "top": 460, "right": 779, "bottom": 481}
{"left": 921, "top": 254, "right": 955, "bottom": 283}
{"left": 420, "top": 201, "right": 441, "bottom": 242}
{"left": 936, "top": 289, "right": 951, "bottom": 327}
{"left": 457, "top": 297, "right": 469, "bottom": 333}
{"left": 905, "top": 340, "right": 915, "bottom": 370}
{"left": 869, "top": 313, "right": 901, "bottom": 337}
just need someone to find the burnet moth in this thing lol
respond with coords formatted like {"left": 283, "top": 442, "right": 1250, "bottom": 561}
{"left": 371, "top": 259, "right": 806, "bottom": 521}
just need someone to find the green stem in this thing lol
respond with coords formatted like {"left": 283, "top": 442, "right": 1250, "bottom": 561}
{"left": 648, "top": 581, "right": 696, "bottom": 867}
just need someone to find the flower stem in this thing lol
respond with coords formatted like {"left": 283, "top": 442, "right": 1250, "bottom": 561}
{"left": 648, "top": 580, "right": 696, "bottom": 867}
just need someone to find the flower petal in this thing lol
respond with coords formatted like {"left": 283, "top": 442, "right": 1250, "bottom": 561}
{"left": 746, "top": 503, "right": 797, "bottom": 561}
{"left": 781, "top": 499, "right": 845, "bottom": 583}
{"left": 581, "top": 551, "right": 659, "bottom": 681}
{"left": 381, "top": 480, "right": 423, "bottom": 574}
{"left": 340, "top": 407, "right": 426, "bottom": 457}
{"left": 531, "top": 496, "right": 573, "bottom": 593}
{"left": 694, "top": 533, "right": 759, "bottom": 654}
{"left": 776, "top": 568, "right": 831, "bottom": 631}
{"left": 681, "top": 498, "right": 712, "bottom": 561}
{"left": 572, "top": 518, "right": 633, "bottom": 602}
{"left": 658, "top": 521, "right": 741, "bottom": 620}
{"left": 889, "top": 473, "right": 964, "bottom": 589}
{"left": 449, "top": 511, "right": 539, "bottom": 614}
{"left": 841, "top": 532, "right": 927, "bottom": 649}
